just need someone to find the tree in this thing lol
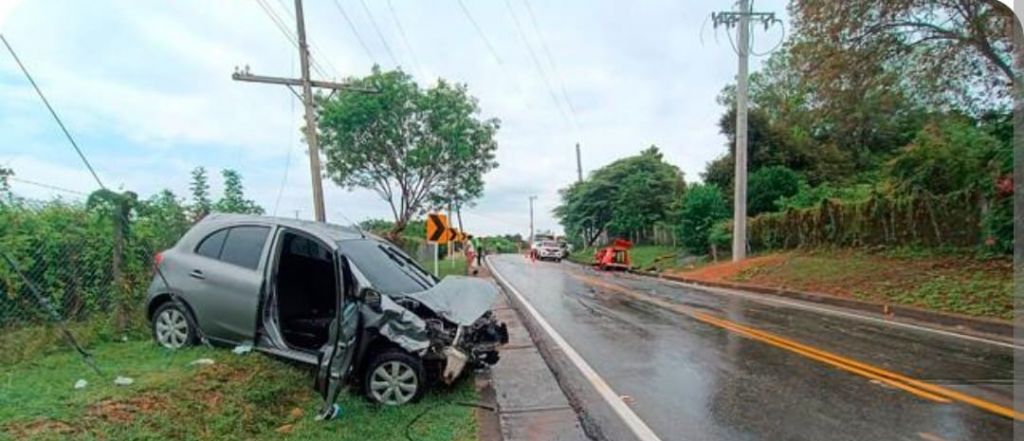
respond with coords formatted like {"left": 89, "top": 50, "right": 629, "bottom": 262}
{"left": 0, "top": 166, "right": 11, "bottom": 200}
{"left": 215, "top": 169, "right": 264, "bottom": 215}
{"left": 790, "top": 0, "right": 1017, "bottom": 110}
{"left": 676, "top": 184, "right": 729, "bottom": 254}
{"left": 748, "top": 166, "right": 801, "bottom": 216}
{"left": 885, "top": 120, "right": 1002, "bottom": 195}
{"left": 188, "top": 167, "right": 211, "bottom": 221}
{"left": 318, "top": 68, "right": 500, "bottom": 239}
{"left": 554, "top": 147, "right": 684, "bottom": 245}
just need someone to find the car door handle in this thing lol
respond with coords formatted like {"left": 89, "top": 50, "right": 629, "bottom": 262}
{"left": 189, "top": 269, "right": 205, "bottom": 280}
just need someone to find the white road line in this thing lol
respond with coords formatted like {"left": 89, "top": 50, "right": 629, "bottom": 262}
{"left": 641, "top": 275, "right": 1020, "bottom": 351}
{"left": 487, "top": 257, "right": 663, "bottom": 441}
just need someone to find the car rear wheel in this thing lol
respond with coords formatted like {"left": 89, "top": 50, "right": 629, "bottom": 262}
{"left": 364, "top": 350, "right": 425, "bottom": 406}
{"left": 152, "top": 302, "right": 196, "bottom": 349}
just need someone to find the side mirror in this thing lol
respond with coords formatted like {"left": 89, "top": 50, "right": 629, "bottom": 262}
{"left": 360, "top": 287, "right": 381, "bottom": 310}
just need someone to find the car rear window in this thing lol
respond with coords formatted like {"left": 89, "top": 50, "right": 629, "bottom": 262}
{"left": 219, "top": 226, "right": 271, "bottom": 270}
{"left": 196, "top": 229, "right": 228, "bottom": 259}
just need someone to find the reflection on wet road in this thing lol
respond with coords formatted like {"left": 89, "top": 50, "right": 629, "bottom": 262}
{"left": 488, "top": 255, "right": 1014, "bottom": 441}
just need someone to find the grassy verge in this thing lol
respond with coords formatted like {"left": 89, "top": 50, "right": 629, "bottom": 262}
{"left": 420, "top": 256, "right": 469, "bottom": 279}
{"left": 711, "top": 249, "right": 1012, "bottom": 320}
{"left": 1, "top": 339, "right": 478, "bottom": 441}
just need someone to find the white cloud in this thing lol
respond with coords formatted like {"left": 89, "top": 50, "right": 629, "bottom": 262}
{"left": 0, "top": 0, "right": 789, "bottom": 236}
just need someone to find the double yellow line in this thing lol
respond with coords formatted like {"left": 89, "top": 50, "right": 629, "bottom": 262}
{"left": 572, "top": 274, "right": 1021, "bottom": 420}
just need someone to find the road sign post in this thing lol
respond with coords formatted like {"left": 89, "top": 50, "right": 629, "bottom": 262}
{"left": 426, "top": 213, "right": 451, "bottom": 277}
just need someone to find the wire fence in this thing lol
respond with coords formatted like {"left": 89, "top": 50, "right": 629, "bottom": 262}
{"left": 0, "top": 197, "right": 189, "bottom": 332}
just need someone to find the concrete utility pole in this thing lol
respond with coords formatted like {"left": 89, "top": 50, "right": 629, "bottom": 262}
{"left": 575, "top": 143, "right": 582, "bottom": 183}
{"left": 712, "top": 1, "right": 780, "bottom": 261}
{"left": 528, "top": 195, "right": 537, "bottom": 247}
{"left": 232, "top": 0, "right": 373, "bottom": 223}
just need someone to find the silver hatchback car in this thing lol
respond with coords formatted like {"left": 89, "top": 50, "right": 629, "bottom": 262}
{"left": 146, "top": 214, "right": 507, "bottom": 411}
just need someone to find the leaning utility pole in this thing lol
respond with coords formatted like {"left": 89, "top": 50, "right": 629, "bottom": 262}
{"left": 232, "top": 0, "right": 372, "bottom": 222}
{"left": 712, "top": 0, "right": 779, "bottom": 261}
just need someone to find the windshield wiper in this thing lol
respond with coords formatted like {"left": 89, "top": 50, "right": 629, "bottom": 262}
{"left": 377, "top": 245, "right": 433, "bottom": 289}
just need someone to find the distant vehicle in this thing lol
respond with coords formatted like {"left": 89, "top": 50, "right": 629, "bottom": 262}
{"left": 146, "top": 214, "right": 508, "bottom": 408}
{"left": 535, "top": 240, "right": 564, "bottom": 262}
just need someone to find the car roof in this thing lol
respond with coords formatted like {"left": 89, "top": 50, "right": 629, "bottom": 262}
{"left": 198, "top": 213, "right": 367, "bottom": 243}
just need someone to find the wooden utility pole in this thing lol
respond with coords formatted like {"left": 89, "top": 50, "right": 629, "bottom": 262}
{"left": 233, "top": 0, "right": 372, "bottom": 222}
{"left": 712, "top": 1, "right": 779, "bottom": 261}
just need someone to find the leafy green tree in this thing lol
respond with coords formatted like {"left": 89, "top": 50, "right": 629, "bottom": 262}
{"left": 188, "top": 167, "right": 212, "bottom": 221}
{"left": 676, "top": 184, "right": 729, "bottom": 254}
{"left": 0, "top": 166, "right": 11, "bottom": 193}
{"left": 136, "top": 190, "right": 191, "bottom": 249}
{"left": 555, "top": 146, "right": 684, "bottom": 245}
{"left": 215, "top": 169, "right": 264, "bottom": 215}
{"left": 318, "top": 68, "right": 500, "bottom": 239}
{"left": 748, "top": 166, "right": 801, "bottom": 216}
{"left": 885, "top": 121, "right": 1001, "bottom": 195}
{"left": 790, "top": 0, "right": 1015, "bottom": 110}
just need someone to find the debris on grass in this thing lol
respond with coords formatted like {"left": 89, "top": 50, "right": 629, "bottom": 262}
{"left": 232, "top": 344, "right": 253, "bottom": 355}
{"left": 74, "top": 379, "right": 88, "bottom": 389}
{"left": 189, "top": 358, "right": 216, "bottom": 366}
{"left": 113, "top": 376, "right": 134, "bottom": 386}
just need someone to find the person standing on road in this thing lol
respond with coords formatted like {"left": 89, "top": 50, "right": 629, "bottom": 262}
{"left": 465, "top": 235, "right": 478, "bottom": 275}
{"left": 472, "top": 235, "right": 483, "bottom": 267}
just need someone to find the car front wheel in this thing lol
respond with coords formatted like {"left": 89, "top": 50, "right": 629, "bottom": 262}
{"left": 364, "top": 350, "right": 425, "bottom": 406}
{"left": 152, "top": 302, "right": 196, "bottom": 349}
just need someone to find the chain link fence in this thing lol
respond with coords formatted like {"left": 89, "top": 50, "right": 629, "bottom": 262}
{"left": 0, "top": 197, "right": 189, "bottom": 333}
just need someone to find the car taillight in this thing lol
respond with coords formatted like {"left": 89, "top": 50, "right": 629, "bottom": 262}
{"left": 154, "top": 252, "right": 164, "bottom": 266}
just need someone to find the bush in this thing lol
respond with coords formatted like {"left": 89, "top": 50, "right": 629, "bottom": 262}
{"left": 748, "top": 166, "right": 800, "bottom": 215}
{"left": 676, "top": 184, "right": 729, "bottom": 254}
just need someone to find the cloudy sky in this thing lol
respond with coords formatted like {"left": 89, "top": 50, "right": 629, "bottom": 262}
{"left": 0, "top": 0, "right": 790, "bottom": 236}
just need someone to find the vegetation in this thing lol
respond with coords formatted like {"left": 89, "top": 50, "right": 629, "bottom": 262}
{"left": 554, "top": 146, "right": 684, "bottom": 246}
{"left": 675, "top": 185, "right": 728, "bottom": 254}
{"left": 0, "top": 341, "right": 478, "bottom": 440}
{"left": 318, "top": 67, "right": 500, "bottom": 239}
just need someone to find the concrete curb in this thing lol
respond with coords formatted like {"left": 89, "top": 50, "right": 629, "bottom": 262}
{"left": 481, "top": 262, "right": 591, "bottom": 441}
{"left": 628, "top": 269, "right": 1014, "bottom": 339}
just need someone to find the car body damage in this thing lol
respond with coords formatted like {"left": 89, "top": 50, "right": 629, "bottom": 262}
{"left": 378, "top": 276, "right": 508, "bottom": 383}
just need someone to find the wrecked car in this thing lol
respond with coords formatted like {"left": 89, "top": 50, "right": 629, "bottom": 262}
{"left": 145, "top": 213, "right": 508, "bottom": 409}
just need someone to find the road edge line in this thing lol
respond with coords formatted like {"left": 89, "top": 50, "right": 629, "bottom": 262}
{"left": 487, "top": 257, "right": 663, "bottom": 441}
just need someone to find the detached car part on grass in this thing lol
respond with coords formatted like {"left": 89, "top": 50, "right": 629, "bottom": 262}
{"left": 593, "top": 239, "right": 633, "bottom": 271}
{"left": 144, "top": 214, "right": 507, "bottom": 413}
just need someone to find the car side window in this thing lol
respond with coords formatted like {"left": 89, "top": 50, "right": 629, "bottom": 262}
{"left": 219, "top": 226, "right": 271, "bottom": 270}
{"left": 195, "top": 229, "right": 228, "bottom": 259}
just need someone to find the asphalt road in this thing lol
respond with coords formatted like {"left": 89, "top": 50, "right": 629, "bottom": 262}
{"left": 487, "top": 254, "right": 1016, "bottom": 441}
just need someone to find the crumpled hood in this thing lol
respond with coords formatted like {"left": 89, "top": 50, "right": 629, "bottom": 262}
{"left": 402, "top": 276, "right": 499, "bottom": 325}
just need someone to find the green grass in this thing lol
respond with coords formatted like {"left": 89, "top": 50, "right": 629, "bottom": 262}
{"left": 420, "top": 256, "right": 469, "bottom": 279}
{"left": 0, "top": 339, "right": 478, "bottom": 441}
{"left": 730, "top": 249, "right": 1012, "bottom": 320}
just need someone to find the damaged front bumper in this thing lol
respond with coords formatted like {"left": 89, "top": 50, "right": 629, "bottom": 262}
{"left": 363, "top": 276, "right": 509, "bottom": 382}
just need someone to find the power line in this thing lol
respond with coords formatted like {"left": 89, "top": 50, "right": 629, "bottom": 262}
{"left": 331, "top": 0, "right": 377, "bottom": 65}
{"left": 8, "top": 176, "right": 89, "bottom": 196}
{"left": 520, "top": 0, "right": 581, "bottom": 130}
{"left": 503, "top": 0, "right": 570, "bottom": 127}
{"left": 273, "top": 59, "right": 298, "bottom": 216}
{"left": 254, "top": 0, "right": 333, "bottom": 79}
{"left": 273, "top": 0, "right": 343, "bottom": 78}
{"left": 454, "top": 0, "right": 507, "bottom": 68}
{"left": 1, "top": 34, "right": 104, "bottom": 189}
{"left": 386, "top": 0, "right": 424, "bottom": 78}
{"left": 358, "top": 0, "right": 399, "bottom": 67}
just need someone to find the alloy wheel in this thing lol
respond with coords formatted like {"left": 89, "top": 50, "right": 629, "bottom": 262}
{"left": 155, "top": 308, "right": 189, "bottom": 349}
{"left": 369, "top": 360, "right": 418, "bottom": 405}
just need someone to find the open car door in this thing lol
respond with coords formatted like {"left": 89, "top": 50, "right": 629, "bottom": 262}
{"left": 314, "top": 255, "right": 360, "bottom": 420}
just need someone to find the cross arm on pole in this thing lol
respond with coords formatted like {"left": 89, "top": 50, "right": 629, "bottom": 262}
{"left": 231, "top": 71, "right": 377, "bottom": 93}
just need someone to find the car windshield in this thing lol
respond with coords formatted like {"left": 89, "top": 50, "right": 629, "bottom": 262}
{"left": 339, "top": 239, "right": 435, "bottom": 295}
{"left": 540, "top": 241, "right": 557, "bottom": 248}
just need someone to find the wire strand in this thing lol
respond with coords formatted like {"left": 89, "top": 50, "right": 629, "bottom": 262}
{"left": 386, "top": 0, "right": 425, "bottom": 79}
{"left": 1, "top": 34, "right": 104, "bottom": 189}
{"left": 504, "top": 0, "right": 571, "bottom": 128}
{"left": 331, "top": 0, "right": 377, "bottom": 65}
{"left": 358, "top": 0, "right": 399, "bottom": 67}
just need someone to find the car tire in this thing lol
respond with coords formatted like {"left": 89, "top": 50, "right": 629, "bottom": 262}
{"left": 363, "top": 350, "right": 426, "bottom": 406}
{"left": 152, "top": 301, "right": 197, "bottom": 350}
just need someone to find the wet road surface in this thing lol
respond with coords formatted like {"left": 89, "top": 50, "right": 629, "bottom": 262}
{"left": 487, "top": 255, "right": 1015, "bottom": 441}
